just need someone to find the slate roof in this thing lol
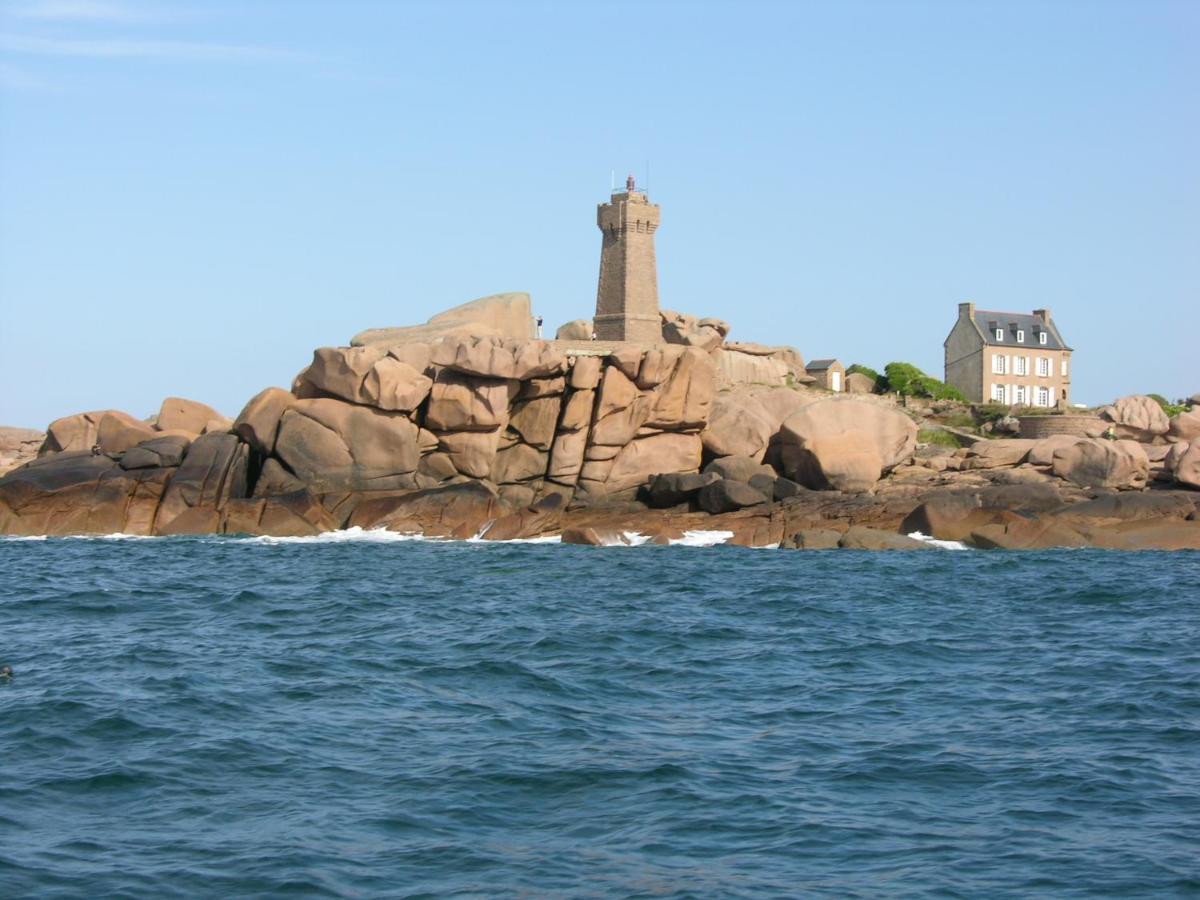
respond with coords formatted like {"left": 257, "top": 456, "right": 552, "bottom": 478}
{"left": 973, "top": 310, "right": 1069, "bottom": 351}
{"left": 806, "top": 359, "right": 839, "bottom": 370}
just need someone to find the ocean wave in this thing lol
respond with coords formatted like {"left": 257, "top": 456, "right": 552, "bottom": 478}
{"left": 907, "top": 531, "right": 969, "bottom": 550}
{"left": 0, "top": 536, "right": 1194, "bottom": 897}
{"left": 466, "top": 533, "right": 563, "bottom": 544}
{"left": 3, "top": 527, "right": 956, "bottom": 550}
{"left": 671, "top": 530, "right": 735, "bottom": 547}
{"left": 236, "top": 526, "right": 433, "bottom": 545}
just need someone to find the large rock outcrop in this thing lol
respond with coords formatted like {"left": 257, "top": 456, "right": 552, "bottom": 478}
{"left": 660, "top": 310, "right": 728, "bottom": 352}
{"left": 1050, "top": 438, "right": 1149, "bottom": 490}
{"left": 275, "top": 398, "right": 425, "bottom": 493}
{"left": 296, "top": 346, "right": 432, "bottom": 412}
{"left": 700, "top": 391, "right": 774, "bottom": 462}
{"left": 351, "top": 292, "right": 534, "bottom": 347}
{"left": 0, "top": 429, "right": 251, "bottom": 537}
{"left": 13, "top": 283, "right": 1200, "bottom": 549}
{"left": 1100, "top": 395, "right": 1170, "bottom": 442}
{"left": 154, "top": 434, "right": 249, "bottom": 534}
{"left": 431, "top": 335, "right": 566, "bottom": 380}
{"left": 0, "top": 426, "right": 44, "bottom": 477}
{"left": 157, "top": 397, "right": 227, "bottom": 434}
{"left": 715, "top": 342, "right": 811, "bottom": 388}
{"left": 1168, "top": 408, "right": 1200, "bottom": 443}
{"left": 40, "top": 410, "right": 145, "bottom": 456}
{"left": 777, "top": 398, "right": 917, "bottom": 493}
{"left": 1174, "top": 442, "right": 1200, "bottom": 490}
{"left": 555, "top": 319, "right": 592, "bottom": 341}
{"left": 233, "top": 388, "right": 296, "bottom": 455}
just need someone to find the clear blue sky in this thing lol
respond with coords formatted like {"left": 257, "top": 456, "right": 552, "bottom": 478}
{"left": 1, "top": 0, "right": 1195, "bottom": 428}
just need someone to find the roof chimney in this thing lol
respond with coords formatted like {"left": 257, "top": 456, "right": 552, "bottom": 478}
{"left": 958, "top": 301, "right": 975, "bottom": 318}
{"left": 1033, "top": 308, "right": 1051, "bottom": 321}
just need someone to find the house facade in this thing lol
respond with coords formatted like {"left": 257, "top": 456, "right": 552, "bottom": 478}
{"left": 944, "top": 302, "right": 1072, "bottom": 407}
{"left": 805, "top": 359, "right": 845, "bottom": 392}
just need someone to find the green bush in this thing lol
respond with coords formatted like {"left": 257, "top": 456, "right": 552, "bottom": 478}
{"left": 975, "top": 403, "right": 1010, "bottom": 419}
{"left": 1148, "top": 393, "right": 1187, "bottom": 417}
{"left": 914, "top": 375, "right": 966, "bottom": 402}
{"left": 882, "top": 362, "right": 965, "bottom": 401}
{"left": 847, "top": 363, "right": 887, "bottom": 394}
{"left": 883, "top": 362, "right": 921, "bottom": 395}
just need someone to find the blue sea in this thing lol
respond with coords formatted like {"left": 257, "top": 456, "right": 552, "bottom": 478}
{"left": 1, "top": 535, "right": 1198, "bottom": 898}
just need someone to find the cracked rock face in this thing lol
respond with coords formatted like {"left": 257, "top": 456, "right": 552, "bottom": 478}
{"left": 1100, "top": 395, "right": 1170, "bottom": 442}
{"left": 275, "top": 399, "right": 422, "bottom": 493}
{"left": 777, "top": 399, "right": 918, "bottom": 494}
{"left": 1051, "top": 438, "right": 1149, "bottom": 490}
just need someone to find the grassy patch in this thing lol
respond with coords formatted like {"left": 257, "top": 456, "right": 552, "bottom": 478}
{"left": 918, "top": 428, "right": 961, "bottom": 448}
{"left": 938, "top": 412, "right": 977, "bottom": 429}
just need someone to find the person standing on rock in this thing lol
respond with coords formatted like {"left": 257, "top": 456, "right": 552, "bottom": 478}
{"left": 536, "top": 316, "right": 543, "bottom": 339}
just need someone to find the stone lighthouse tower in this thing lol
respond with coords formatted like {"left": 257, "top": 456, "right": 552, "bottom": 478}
{"left": 593, "top": 175, "right": 661, "bottom": 342}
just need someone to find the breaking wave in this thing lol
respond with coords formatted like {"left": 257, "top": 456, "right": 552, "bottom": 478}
{"left": 906, "top": 531, "right": 970, "bottom": 550}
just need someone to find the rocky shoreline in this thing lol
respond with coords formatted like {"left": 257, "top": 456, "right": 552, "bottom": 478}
{"left": 3, "top": 294, "right": 1197, "bottom": 549}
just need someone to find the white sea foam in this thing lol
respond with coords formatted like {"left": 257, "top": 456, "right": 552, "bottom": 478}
{"left": 82, "top": 533, "right": 158, "bottom": 541}
{"left": 463, "top": 521, "right": 563, "bottom": 543}
{"left": 670, "top": 530, "right": 735, "bottom": 547}
{"left": 240, "top": 526, "right": 433, "bottom": 545}
{"left": 907, "top": 531, "right": 969, "bottom": 550}
{"left": 2, "top": 526, "right": 746, "bottom": 548}
{"left": 1, "top": 533, "right": 156, "bottom": 542}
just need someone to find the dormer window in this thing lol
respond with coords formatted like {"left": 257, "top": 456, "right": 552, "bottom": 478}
{"left": 1016, "top": 330, "right": 1025, "bottom": 343}
{"left": 1038, "top": 332, "right": 1047, "bottom": 345}
{"left": 995, "top": 328, "right": 1004, "bottom": 341}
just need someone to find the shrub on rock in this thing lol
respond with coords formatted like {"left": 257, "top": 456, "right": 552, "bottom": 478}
{"left": 882, "top": 363, "right": 964, "bottom": 401}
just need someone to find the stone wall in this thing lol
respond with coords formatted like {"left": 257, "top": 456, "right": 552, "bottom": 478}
{"left": 1018, "top": 415, "right": 1107, "bottom": 439}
